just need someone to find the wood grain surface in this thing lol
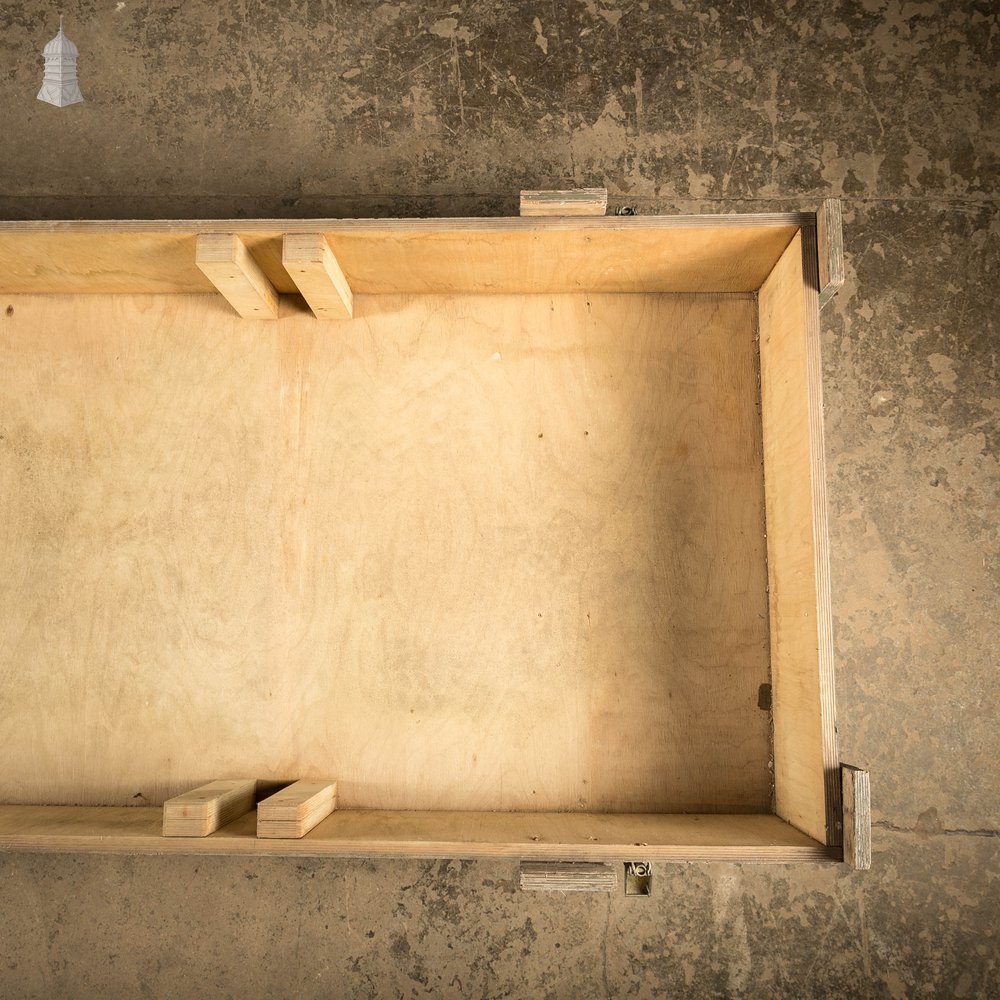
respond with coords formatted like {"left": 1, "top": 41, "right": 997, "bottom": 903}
{"left": 758, "top": 231, "right": 841, "bottom": 844}
{"left": 0, "top": 222, "right": 799, "bottom": 296}
{"left": 257, "top": 780, "right": 338, "bottom": 839}
{"left": 0, "top": 806, "right": 834, "bottom": 861}
{"left": 0, "top": 291, "right": 771, "bottom": 813}
{"left": 842, "top": 764, "right": 872, "bottom": 869}
{"left": 161, "top": 779, "right": 256, "bottom": 837}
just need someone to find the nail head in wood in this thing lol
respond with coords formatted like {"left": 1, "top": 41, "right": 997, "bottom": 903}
{"left": 282, "top": 233, "right": 353, "bottom": 320}
{"left": 195, "top": 232, "right": 279, "bottom": 319}
{"left": 841, "top": 764, "right": 871, "bottom": 870}
{"left": 162, "top": 779, "right": 256, "bottom": 838}
{"left": 817, "top": 198, "right": 844, "bottom": 310}
{"left": 519, "top": 861, "right": 617, "bottom": 892}
{"left": 519, "top": 188, "right": 608, "bottom": 217}
{"left": 256, "top": 780, "right": 337, "bottom": 839}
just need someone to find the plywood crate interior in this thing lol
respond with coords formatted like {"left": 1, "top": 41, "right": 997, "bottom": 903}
{"left": 0, "top": 210, "right": 859, "bottom": 863}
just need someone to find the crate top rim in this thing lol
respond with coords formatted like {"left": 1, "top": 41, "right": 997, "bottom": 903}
{"left": 0, "top": 211, "right": 816, "bottom": 234}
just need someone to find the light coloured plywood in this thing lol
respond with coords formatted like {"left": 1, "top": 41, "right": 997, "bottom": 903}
{"left": 0, "top": 291, "right": 771, "bottom": 814}
{"left": 195, "top": 233, "right": 278, "bottom": 319}
{"left": 0, "top": 220, "right": 800, "bottom": 295}
{"left": 257, "top": 780, "right": 337, "bottom": 839}
{"left": 758, "top": 229, "right": 840, "bottom": 844}
{"left": 520, "top": 189, "right": 608, "bottom": 216}
{"left": 282, "top": 233, "right": 353, "bottom": 319}
{"left": 0, "top": 806, "right": 834, "bottom": 862}
{"left": 162, "top": 779, "right": 256, "bottom": 837}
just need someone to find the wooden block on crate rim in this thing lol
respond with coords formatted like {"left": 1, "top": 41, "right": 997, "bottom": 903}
{"left": 162, "top": 779, "right": 256, "bottom": 838}
{"left": 842, "top": 764, "right": 871, "bottom": 870}
{"left": 257, "top": 780, "right": 337, "bottom": 839}
{"left": 817, "top": 198, "right": 845, "bottom": 310}
{"left": 519, "top": 862, "right": 617, "bottom": 892}
{"left": 519, "top": 188, "right": 608, "bottom": 216}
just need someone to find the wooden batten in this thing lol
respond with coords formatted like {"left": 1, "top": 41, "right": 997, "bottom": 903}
{"left": 519, "top": 862, "right": 617, "bottom": 892}
{"left": 257, "top": 781, "right": 337, "bottom": 839}
{"left": 817, "top": 199, "right": 845, "bottom": 309}
{"left": 162, "top": 779, "right": 256, "bottom": 838}
{"left": 519, "top": 188, "right": 608, "bottom": 217}
{"left": 841, "top": 765, "right": 871, "bottom": 870}
{"left": 282, "top": 233, "right": 353, "bottom": 319}
{"left": 195, "top": 232, "right": 278, "bottom": 319}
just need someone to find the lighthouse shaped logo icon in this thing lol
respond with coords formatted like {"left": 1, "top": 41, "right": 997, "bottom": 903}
{"left": 37, "top": 17, "right": 84, "bottom": 107}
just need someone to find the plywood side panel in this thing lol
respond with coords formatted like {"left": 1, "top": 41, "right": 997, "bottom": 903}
{"left": 0, "top": 806, "right": 835, "bottom": 862}
{"left": 0, "top": 223, "right": 799, "bottom": 295}
{"left": 0, "top": 292, "right": 771, "bottom": 814}
{"left": 758, "top": 230, "right": 840, "bottom": 844}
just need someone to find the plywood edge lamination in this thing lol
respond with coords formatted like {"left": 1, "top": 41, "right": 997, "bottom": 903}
{"left": 519, "top": 862, "right": 617, "bottom": 892}
{"left": 817, "top": 199, "right": 845, "bottom": 309}
{"left": 257, "top": 781, "right": 338, "bottom": 839}
{"left": 841, "top": 765, "right": 872, "bottom": 870}
{"left": 282, "top": 232, "right": 353, "bottom": 319}
{"left": 520, "top": 188, "right": 609, "bottom": 216}
{"left": 162, "top": 779, "right": 256, "bottom": 837}
{"left": 195, "top": 232, "right": 278, "bottom": 318}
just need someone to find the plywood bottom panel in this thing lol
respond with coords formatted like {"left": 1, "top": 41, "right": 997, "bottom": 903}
{"left": 0, "top": 292, "right": 770, "bottom": 814}
{"left": 0, "top": 807, "right": 834, "bottom": 862}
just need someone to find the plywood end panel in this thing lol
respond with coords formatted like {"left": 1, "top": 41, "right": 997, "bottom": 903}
{"left": 842, "top": 765, "right": 871, "bottom": 870}
{"left": 162, "top": 779, "right": 256, "bottom": 837}
{"left": 257, "top": 781, "right": 337, "bottom": 839}
{"left": 758, "top": 228, "right": 840, "bottom": 845}
{"left": 282, "top": 233, "right": 353, "bottom": 319}
{"left": 195, "top": 233, "right": 278, "bottom": 319}
{"left": 520, "top": 189, "right": 608, "bottom": 216}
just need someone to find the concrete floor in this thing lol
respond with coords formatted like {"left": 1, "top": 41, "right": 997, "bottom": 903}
{"left": 1, "top": 2, "right": 997, "bottom": 997}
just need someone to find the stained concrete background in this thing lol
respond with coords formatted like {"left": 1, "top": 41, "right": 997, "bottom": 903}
{"left": 0, "top": 2, "right": 997, "bottom": 997}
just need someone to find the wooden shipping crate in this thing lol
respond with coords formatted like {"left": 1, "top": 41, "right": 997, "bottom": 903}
{"left": 0, "top": 201, "right": 869, "bottom": 866}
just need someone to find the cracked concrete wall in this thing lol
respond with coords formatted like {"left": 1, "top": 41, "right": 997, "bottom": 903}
{"left": 0, "top": 2, "right": 997, "bottom": 998}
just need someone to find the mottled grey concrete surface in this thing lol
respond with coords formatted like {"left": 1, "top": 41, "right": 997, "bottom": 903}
{"left": 0, "top": 2, "right": 997, "bottom": 998}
